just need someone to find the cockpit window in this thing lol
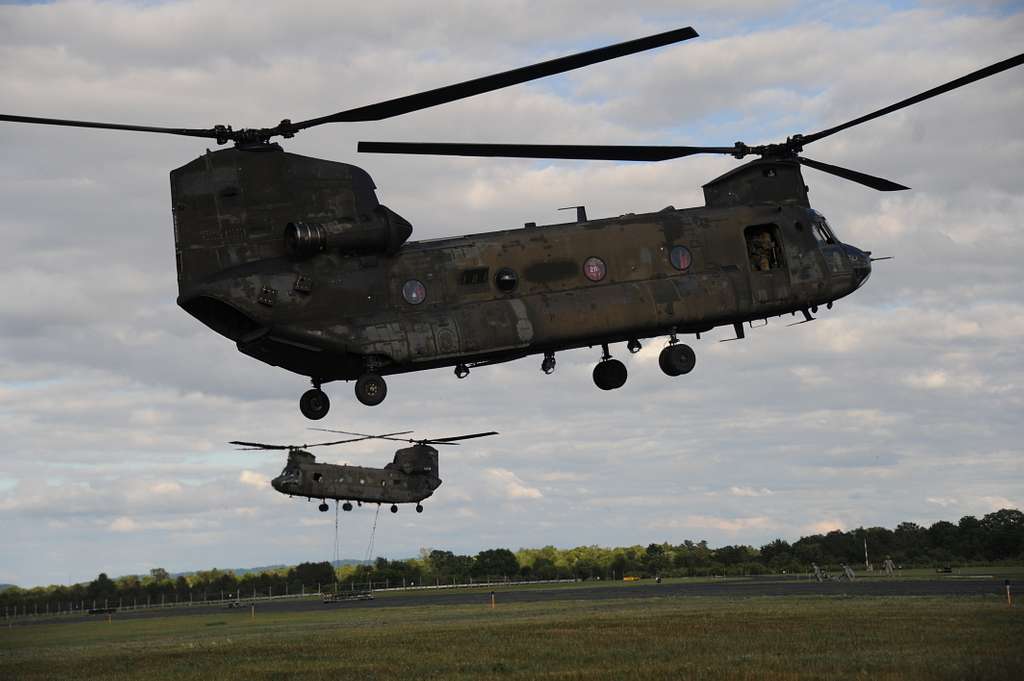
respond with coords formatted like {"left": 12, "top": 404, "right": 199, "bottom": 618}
{"left": 813, "top": 222, "right": 836, "bottom": 245}
{"left": 809, "top": 210, "right": 837, "bottom": 245}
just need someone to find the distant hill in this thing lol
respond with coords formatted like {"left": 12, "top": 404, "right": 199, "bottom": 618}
{"left": 0, "top": 584, "right": 17, "bottom": 592}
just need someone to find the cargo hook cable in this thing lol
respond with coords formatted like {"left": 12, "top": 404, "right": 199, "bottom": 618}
{"left": 365, "top": 504, "right": 382, "bottom": 564}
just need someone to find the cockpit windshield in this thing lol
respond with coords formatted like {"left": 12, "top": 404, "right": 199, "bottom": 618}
{"left": 809, "top": 209, "right": 838, "bottom": 245}
{"left": 278, "top": 464, "right": 300, "bottom": 483}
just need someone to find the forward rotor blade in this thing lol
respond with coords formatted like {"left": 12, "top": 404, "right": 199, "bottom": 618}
{"left": 358, "top": 142, "right": 735, "bottom": 161}
{"left": 229, "top": 441, "right": 289, "bottom": 450}
{"left": 308, "top": 429, "right": 416, "bottom": 443}
{"left": 426, "top": 431, "right": 500, "bottom": 443}
{"left": 798, "top": 156, "right": 909, "bottom": 191}
{"left": 304, "top": 436, "right": 390, "bottom": 448}
{"left": 294, "top": 27, "right": 698, "bottom": 128}
{"left": 0, "top": 113, "right": 225, "bottom": 140}
{"left": 801, "top": 51, "right": 1024, "bottom": 145}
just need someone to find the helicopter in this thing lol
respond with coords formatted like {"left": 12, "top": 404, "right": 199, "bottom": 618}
{"left": 231, "top": 429, "right": 498, "bottom": 514}
{"left": 4, "top": 28, "right": 1022, "bottom": 420}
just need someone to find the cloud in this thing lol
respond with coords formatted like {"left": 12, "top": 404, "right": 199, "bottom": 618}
{"left": 651, "top": 515, "right": 778, "bottom": 533}
{"left": 239, "top": 471, "right": 269, "bottom": 489}
{"left": 484, "top": 468, "right": 543, "bottom": 500}
{"left": 803, "top": 519, "right": 845, "bottom": 534}
{"left": 109, "top": 516, "right": 140, "bottom": 533}
{"left": 729, "top": 486, "right": 774, "bottom": 497}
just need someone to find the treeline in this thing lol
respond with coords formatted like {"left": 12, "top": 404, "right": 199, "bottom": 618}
{"left": 3, "top": 508, "right": 1020, "bottom": 612}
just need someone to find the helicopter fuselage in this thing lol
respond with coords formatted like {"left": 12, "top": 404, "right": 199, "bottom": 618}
{"left": 272, "top": 445, "right": 441, "bottom": 507}
{"left": 174, "top": 148, "right": 870, "bottom": 413}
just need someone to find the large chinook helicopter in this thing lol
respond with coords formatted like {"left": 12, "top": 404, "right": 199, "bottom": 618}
{"left": 4, "top": 29, "right": 1022, "bottom": 420}
{"left": 232, "top": 430, "right": 498, "bottom": 514}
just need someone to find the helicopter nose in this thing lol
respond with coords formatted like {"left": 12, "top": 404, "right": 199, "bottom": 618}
{"left": 845, "top": 244, "right": 872, "bottom": 289}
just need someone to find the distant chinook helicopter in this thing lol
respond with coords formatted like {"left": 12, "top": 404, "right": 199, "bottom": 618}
{"left": 231, "top": 429, "right": 497, "bottom": 513}
{"left": 4, "top": 29, "right": 1022, "bottom": 419}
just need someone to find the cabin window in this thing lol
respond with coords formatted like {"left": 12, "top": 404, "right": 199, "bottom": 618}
{"left": 312, "top": 472, "right": 323, "bottom": 483}
{"left": 402, "top": 279, "right": 426, "bottom": 305}
{"left": 582, "top": 257, "right": 606, "bottom": 282}
{"left": 494, "top": 268, "right": 518, "bottom": 293}
{"left": 669, "top": 246, "right": 692, "bottom": 271}
{"left": 459, "top": 267, "right": 489, "bottom": 286}
{"left": 381, "top": 480, "right": 387, "bottom": 487}
{"left": 744, "top": 224, "right": 786, "bottom": 272}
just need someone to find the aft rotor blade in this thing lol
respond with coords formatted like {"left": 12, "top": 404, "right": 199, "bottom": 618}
{"left": 0, "top": 113, "right": 225, "bottom": 141}
{"left": 359, "top": 142, "right": 735, "bottom": 161}
{"left": 426, "top": 431, "right": 500, "bottom": 443}
{"left": 798, "top": 156, "right": 909, "bottom": 191}
{"left": 801, "top": 51, "right": 1024, "bottom": 145}
{"left": 293, "top": 27, "right": 698, "bottom": 128}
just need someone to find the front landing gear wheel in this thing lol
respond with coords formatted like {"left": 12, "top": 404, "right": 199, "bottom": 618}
{"left": 659, "top": 344, "right": 696, "bottom": 377}
{"left": 318, "top": 502, "right": 329, "bottom": 512}
{"left": 390, "top": 504, "right": 398, "bottom": 514}
{"left": 593, "top": 359, "right": 627, "bottom": 390}
{"left": 342, "top": 502, "right": 353, "bottom": 512}
{"left": 354, "top": 374, "right": 387, "bottom": 406}
{"left": 415, "top": 504, "right": 423, "bottom": 513}
{"left": 299, "top": 389, "right": 330, "bottom": 420}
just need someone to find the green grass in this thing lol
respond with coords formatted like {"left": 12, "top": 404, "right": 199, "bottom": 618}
{"left": 2, "top": 595, "right": 1021, "bottom": 680}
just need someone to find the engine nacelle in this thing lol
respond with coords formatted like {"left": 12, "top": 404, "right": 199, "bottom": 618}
{"left": 284, "top": 205, "right": 412, "bottom": 259}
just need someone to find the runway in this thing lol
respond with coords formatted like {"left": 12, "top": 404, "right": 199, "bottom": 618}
{"left": 10, "top": 575, "right": 1007, "bottom": 628}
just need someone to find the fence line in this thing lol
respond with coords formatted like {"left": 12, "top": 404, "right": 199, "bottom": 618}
{"left": 2, "top": 577, "right": 578, "bottom": 622}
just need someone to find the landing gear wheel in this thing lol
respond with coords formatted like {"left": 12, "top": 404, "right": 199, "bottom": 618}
{"left": 354, "top": 374, "right": 387, "bottom": 406}
{"left": 593, "top": 359, "right": 627, "bottom": 390}
{"left": 318, "top": 502, "right": 329, "bottom": 512}
{"left": 415, "top": 504, "right": 423, "bottom": 513}
{"left": 390, "top": 504, "right": 398, "bottom": 514}
{"left": 299, "top": 389, "right": 330, "bottom": 420}
{"left": 658, "top": 344, "right": 696, "bottom": 377}
{"left": 342, "top": 502, "right": 353, "bottom": 512}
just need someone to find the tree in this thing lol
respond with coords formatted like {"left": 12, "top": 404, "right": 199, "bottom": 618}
{"left": 149, "top": 568, "right": 170, "bottom": 583}
{"left": 472, "top": 549, "right": 518, "bottom": 578}
{"left": 86, "top": 573, "right": 116, "bottom": 602}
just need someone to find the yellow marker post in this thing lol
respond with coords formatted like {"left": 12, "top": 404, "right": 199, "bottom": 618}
{"left": 490, "top": 591, "right": 495, "bottom": 610}
{"left": 1005, "top": 580, "right": 1013, "bottom": 607}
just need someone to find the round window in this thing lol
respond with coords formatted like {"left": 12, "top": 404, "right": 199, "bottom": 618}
{"left": 402, "top": 279, "right": 426, "bottom": 305}
{"left": 583, "top": 256, "right": 606, "bottom": 282}
{"left": 494, "top": 268, "right": 518, "bottom": 293}
{"left": 669, "top": 246, "right": 692, "bottom": 271}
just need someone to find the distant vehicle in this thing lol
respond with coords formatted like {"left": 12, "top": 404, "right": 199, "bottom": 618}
{"left": 223, "top": 601, "right": 245, "bottom": 608}
{"left": 87, "top": 607, "right": 117, "bottom": 615}
{"left": 323, "top": 592, "right": 374, "bottom": 603}
{"left": 231, "top": 429, "right": 498, "bottom": 513}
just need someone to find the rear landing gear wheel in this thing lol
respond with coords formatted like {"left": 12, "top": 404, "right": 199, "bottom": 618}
{"left": 415, "top": 504, "right": 423, "bottom": 513}
{"left": 318, "top": 502, "right": 329, "bottom": 512}
{"left": 342, "top": 502, "right": 353, "bottom": 512}
{"left": 354, "top": 374, "right": 387, "bottom": 406}
{"left": 593, "top": 359, "right": 627, "bottom": 390}
{"left": 390, "top": 504, "right": 398, "bottom": 514}
{"left": 659, "top": 344, "right": 696, "bottom": 377}
{"left": 300, "top": 389, "right": 330, "bottom": 420}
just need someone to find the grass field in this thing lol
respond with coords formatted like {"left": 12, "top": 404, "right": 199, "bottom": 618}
{"left": 2, "top": 592, "right": 1021, "bottom": 680}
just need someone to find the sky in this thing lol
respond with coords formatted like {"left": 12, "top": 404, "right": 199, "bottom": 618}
{"left": 1, "top": 0, "right": 1022, "bottom": 587}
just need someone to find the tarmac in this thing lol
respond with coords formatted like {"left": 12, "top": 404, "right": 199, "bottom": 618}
{"left": 9, "top": 575, "right": 1007, "bottom": 628}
